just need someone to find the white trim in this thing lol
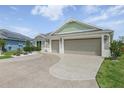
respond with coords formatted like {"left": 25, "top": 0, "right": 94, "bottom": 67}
{"left": 35, "top": 40, "right": 37, "bottom": 47}
{"left": 61, "top": 37, "right": 64, "bottom": 54}
{"left": 101, "top": 35, "right": 104, "bottom": 57}
{"left": 59, "top": 38, "right": 61, "bottom": 53}
{"left": 108, "top": 35, "right": 111, "bottom": 48}
{"left": 49, "top": 30, "right": 113, "bottom": 39}
{"left": 49, "top": 18, "right": 103, "bottom": 35}
{"left": 41, "top": 41, "right": 42, "bottom": 50}
{"left": 49, "top": 39, "right": 52, "bottom": 52}
{"left": 56, "top": 29, "right": 98, "bottom": 35}
{"left": 49, "top": 30, "right": 113, "bottom": 40}
{"left": 101, "top": 34, "right": 111, "bottom": 57}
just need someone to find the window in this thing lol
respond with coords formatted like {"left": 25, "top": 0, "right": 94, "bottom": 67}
{"left": 8, "top": 46, "right": 12, "bottom": 51}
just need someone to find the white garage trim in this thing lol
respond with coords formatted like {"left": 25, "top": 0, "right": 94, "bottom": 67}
{"left": 59, "top": 38, "right": 64, "bottom": 54}
{"left": 101, "top": 34, "right": 111, "bottom": 57}
{"left": 49, "top": 34, "right": 111, "bottom": 57}
{"left": 49, "top": 39, "right": 52, "bottom": 52}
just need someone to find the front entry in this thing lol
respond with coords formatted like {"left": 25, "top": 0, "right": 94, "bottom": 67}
{"left": 37, "top": 41, "right": 41, "bottom": 49}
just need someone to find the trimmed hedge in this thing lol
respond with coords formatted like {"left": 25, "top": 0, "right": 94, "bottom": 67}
{"left": 23, "top": 46, "right": 41, "bottom": 52}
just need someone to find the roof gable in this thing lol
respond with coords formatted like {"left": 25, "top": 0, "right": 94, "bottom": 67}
{"left": 52, "top": 19, "right": 102, "bottom": 35}
{"left": 58, "top": 22, "right": 94, "bottom": 33}
{"left": 0, "top": 29, "right": 32, "bottom": 41}
{"left": 35, "top": 34, "right": 46, "bottom": 41}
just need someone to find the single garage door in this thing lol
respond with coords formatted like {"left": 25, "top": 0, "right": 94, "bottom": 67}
{"left": 64, "top": 38, "right": 101, "bottom": 56}
{"left": 52, "top": 40, "right": 59, "bottom": 53}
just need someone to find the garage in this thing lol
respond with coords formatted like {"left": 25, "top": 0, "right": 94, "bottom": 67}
{"left": 51, "top": 40, "right": 59, "bottom": 53}
{"left": 64, "top": 38, "right": 101, "bottom": 56}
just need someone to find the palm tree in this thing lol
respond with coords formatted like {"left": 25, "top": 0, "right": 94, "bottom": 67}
{"left": 0, "top": 39, "right": 6, "bottom": 55}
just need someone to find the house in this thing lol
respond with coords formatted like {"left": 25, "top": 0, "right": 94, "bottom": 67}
{"left": 0, "top": 29, "right": 32, "bottom": 51}
{"left": 34, "top": 19, "right": 113, "bottom": 57}
{"left": 34, "top": 34, "right": 47, "bottom": 50}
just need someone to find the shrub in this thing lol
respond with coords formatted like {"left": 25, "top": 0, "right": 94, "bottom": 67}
{"left": 3, "top": 49, "right": 23, "bottom": 56}
{"left": 23, "top": 40, "right": 33, "bottom": 53}
{"left": 23, "top": 45, "right": 41, "bottom": 52}
{"left": 15, "top": 48, "right": 22, "bottom": 56}
{"left": 23, "top": 52, "right": 28, "bottom": 55}
{"left": 25, "top": 40, "right": 32, "bottom": 47}
{"left": 35, "top": 47, "right": 41, "bottom": 51}
{"left": 31, "top": 46, "right": 37, "bottom": 51}
{"left": 0, "top": 39, "right": 6, "bottom": 55}
{"left": 110, "top": 40, "right": 123, "bottom": 59}
{"left": 121, "top": 45, "right": 124, "bottom": 53}
{"left": 23, "top": 47, "right": 31, "bottom": 52}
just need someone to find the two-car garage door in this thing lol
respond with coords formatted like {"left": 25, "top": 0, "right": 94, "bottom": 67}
{"left": 64, "top": 38, "right": 101, "bottom": 56}
{"left": 51, "top": 38, "right": 101, "bottom": 56}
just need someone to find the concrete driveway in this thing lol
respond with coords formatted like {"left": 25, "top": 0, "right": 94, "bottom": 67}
{"left": 50, "top": 54, "right": 104, "bottom": 80}
{"left": 0, "top": 53, "right": 103, "bottom": 88}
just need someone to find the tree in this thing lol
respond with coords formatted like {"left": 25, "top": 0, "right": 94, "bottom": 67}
{"left": 119, "top": 36, "right": 124, "bottom": 44}
{"left": 25, "top": 40, "right": 32, "bottom": 47}
{"left": 23, "top": 40, "right": 32, "bottom": 53}
{"left": 110, "top": 40, "right": 123, "bottom": 59}
{"left": 0, "top": 39, "right": 6, "bottom": 55}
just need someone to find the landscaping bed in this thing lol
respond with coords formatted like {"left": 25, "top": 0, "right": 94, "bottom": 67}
{"left": 96, "top": 54, "right": 124, "bottom": 88}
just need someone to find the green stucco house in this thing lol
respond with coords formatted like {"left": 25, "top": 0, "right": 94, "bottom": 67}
{"left": 34, "top": 19, "right": 113, "bottom": 57}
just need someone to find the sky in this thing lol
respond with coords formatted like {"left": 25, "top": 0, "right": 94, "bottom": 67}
{"left": 0, "top": 5, "right": 124, "bottom": 39}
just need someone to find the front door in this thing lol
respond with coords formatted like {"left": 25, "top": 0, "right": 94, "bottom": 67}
{"left": 37, "top": 41, "right": 41, "bottom": 49}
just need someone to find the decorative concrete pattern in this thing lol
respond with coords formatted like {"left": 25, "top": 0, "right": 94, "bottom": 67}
{"left": 0, "top": 53, "right": 101, "bottom": 88}
{"left": 50, "top": 54, "right": 104, "bottom": 80}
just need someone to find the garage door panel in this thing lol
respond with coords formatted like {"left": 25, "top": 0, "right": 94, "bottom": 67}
{"left": 64, "top": 50, "right": 99, "bottom": 55}
{"left": 64, "top": 38, "right": 101, "bottom": 56}
{"left": 52, "top": 40, "right": 59, "bottom": 53}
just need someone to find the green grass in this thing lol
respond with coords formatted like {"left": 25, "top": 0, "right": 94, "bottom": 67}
{"left": 96, "top": 54, "right": 124, "bottom": 88}
{"left": 3, "top": 51, "right": 17, "bottom": 56}
{"left": 0, "top": 55, "right": 12, "bottom": 59}
{"left": 0, "top": 51, "right": 15, "bottom": 59}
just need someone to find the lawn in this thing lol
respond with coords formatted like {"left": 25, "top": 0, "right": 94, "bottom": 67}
{"left": 0, "top": 55, "right": 12, "bottom": 59}
{"left": 0, "top": 51, "right": 15, "bottom": 59}
{"left": 3, "top": 51, "right": 17, "bottom": 56}
{"left": 96, "top": 54, "right": 124, "bottom": 88}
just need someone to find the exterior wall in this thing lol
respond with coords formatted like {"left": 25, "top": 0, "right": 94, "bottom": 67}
{"left": 4, "top": 39, "right": 25, "bottom": 51}
{"left": 46, "top": 19, "right": 113, "bottom": 57}
{"left": 101, "top": 34, "right": 111, "bottom": 57}
{"left": 48, "top": 31, "right": 112, "bottom": 57}
{"left": 35, "top": 40, "right": 47, "bottom": 52}
{"left": 34, "top": 36, "right": 47, "bottom": 52}
{"left": 57, "top": 22, "right": 94, "bottom": 33}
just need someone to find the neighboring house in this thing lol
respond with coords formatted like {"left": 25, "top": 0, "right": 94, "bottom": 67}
{"left": 34, "top": 19, "right": 113, "bottom": 57}
{"left": 34, "top": 34, "right": 47, "bottom": 50}
{"left": 0, "top": 29, "right": 32, "bottom": 51}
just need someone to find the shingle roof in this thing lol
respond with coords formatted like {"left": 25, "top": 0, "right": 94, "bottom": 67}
{"left": 35, "top": 33, "right": 47, "bottom": 39}
{"left": 0, "top": 29, "right": 32, "bottom": 41}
